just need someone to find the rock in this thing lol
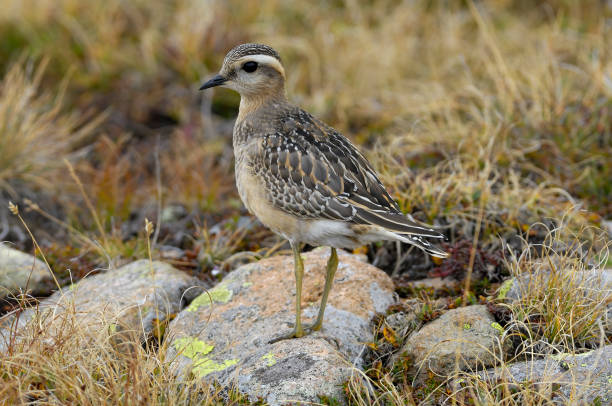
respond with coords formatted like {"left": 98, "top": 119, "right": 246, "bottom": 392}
{"left": 500, "top": 267, "right": 612, "bottom": 338}
{"left": 0, "top": 243, "right": 53, "bottom": 297}
{"left": 603, "top": 220, "right": 612, "bottom": 238}
{"left": 471, "top": 345, "right": 612, "bottom": 404}
{"left": 166, "top": 248, "right": 395, "bottom": 405}
{"left": 408, "top": 277, "right": 460, "bottom": 292}
{"left": 1, "top": 260, "right": 204, "bottom": 350}
{"left": 392, "top": 305, "right": 510, "bottom": 383}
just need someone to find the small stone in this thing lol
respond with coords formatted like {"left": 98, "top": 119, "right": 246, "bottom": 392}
{"left": 391, "top": 305, "right": 510, "bottom": 383}
{"left": 1, "top": 260, "right": 204, "bottom": 350}
{"left": 158, "top": 245, "right": 186, "bottom": 260}
{"left": 409, "top": 277, "right": 460, "bottom": 291}
{"left": 166, "top": 248, "right": 396, "bottom": 405}
{"left": 603, "top": 220, "right": 612, "bottom": 238}
{"left": 0, "top": 243, "right": 52, "bottom": 297}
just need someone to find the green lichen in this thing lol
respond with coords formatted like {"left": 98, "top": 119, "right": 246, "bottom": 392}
{"left": 262, "top": 352, "right": 276, "bottom": 367}
{"left": 491, "top": 322, "right": 504, "bottom": 335}
{"left": 174, "top": 337, "right": 213, "bottom": 359}
{"left": 173, "top": 337, "right": 238, "bottom": 378}
{"left": 187, "top": 285, "right": 233, "bottom": 312}
{"left": 193, "top": 358, "right": 239, "bottom": 378}
{"left": 497, "top": 278, "right": 514, "bottom": 300}
{"left": 242, "top": 282, "right": 253, "bottom": 288}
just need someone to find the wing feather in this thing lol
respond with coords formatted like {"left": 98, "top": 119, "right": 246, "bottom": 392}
{"left": 252, "top": 106, "right": 444, "bottom": 241}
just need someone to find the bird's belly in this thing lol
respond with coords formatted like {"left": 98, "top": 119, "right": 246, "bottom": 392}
{"left": 300, "top": 220, "right": 384, "bottom": 249}
{"left": 235, "top": 169, "right": 299, "bottom": 240}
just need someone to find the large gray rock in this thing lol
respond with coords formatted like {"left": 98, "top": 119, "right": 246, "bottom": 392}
{"left": 166, "top": 248, "right": 396, "bottom": 405}
{"left": 1, "top": 260, "right": 204, "bottom": 349}
{"left": 0, "top": 243, "right": 52, "bottom": 297}
{"left": 474, "top": 345, "right": 612, "bottom": 404}
{"left": 392, "top": 305, "right": 510, "bottom": 383}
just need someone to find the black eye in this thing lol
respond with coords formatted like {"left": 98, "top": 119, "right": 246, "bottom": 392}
{"left": 242, "top": 61, "right": 258, "bottom": 73}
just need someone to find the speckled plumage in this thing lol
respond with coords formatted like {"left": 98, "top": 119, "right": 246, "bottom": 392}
{"left": 233, "top": 94, "right": 446, "bottom": 256}
{"left": 200, "top": 43, "right": 447, "bottom": 340}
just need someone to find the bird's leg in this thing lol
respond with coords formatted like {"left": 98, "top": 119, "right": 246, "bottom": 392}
{"left": 269, "top": 242, "right": 305, "bottom": 343}
{"left": 292, "top": 242, "right": 305, "bottom": 337}
{"left": 303, "top": 247, "right": 338, "bottom": 331}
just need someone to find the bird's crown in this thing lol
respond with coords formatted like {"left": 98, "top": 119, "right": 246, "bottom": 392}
{"left": 223, "top": 43, "right": 281, "bottom": 65}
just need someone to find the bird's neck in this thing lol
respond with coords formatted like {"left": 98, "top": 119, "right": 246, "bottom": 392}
{"left": 237, "top": 90, "right": 287, "bottom": 123}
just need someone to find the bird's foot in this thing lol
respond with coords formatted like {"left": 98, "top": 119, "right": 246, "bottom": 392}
{"left": 268, "top": 325, "right": 310, "bottom": 343}
{"left": 267, "top": 321, "right": 321, "bottom": 343}
{"left": 286, "top": 320, "right": 322, "bottom": 332}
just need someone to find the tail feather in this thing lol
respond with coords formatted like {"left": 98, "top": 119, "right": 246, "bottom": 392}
{"left": 354, "top": 207, "right": 444, "bottom": 239}
{"left": 371, "top": 227, "right": 449, "bottom": 258}
{"left": 398, "top": 234, "right": 449, "bottom": 258}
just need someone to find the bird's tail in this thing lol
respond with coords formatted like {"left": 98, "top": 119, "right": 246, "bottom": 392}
{"left": 397, "top": 233, "right": 449, "bottom": 258}
{"left": 372, "top": 227, "right": 448, "bottom": 258}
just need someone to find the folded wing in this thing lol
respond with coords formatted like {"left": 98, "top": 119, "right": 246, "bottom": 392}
{"left": 253, "top": 107, "right": 446, "bottom": 246}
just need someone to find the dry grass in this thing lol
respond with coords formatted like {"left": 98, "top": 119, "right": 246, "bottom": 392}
{"left": 501, "top": 228, "right": 611, "bottom": 350}
{"left": 0, "top": 304, "right": 241, "bottom": 405}
{"left": 0, "top": 60, "right": 101, "bottom": 196}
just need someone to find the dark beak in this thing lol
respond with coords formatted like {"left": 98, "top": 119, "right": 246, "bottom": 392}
{"left": 199, "top": 74, "right": 227, "bottom": 90}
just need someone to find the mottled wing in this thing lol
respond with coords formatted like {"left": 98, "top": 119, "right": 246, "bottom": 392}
{"left": 253, "top": 107, "right": 442, "bottom": 239}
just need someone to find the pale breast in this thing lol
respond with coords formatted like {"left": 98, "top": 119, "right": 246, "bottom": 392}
{"left": 235, "top": 167, "right": 300, "bottom": 241}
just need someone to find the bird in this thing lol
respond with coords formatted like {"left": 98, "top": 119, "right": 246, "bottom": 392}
{"left": 199, "top": 43, "right": 447, "bottom": 341}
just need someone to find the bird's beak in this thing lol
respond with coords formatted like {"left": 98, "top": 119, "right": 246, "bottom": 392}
{"left": 199, "top": 74, "right": 227, "bottom": 90}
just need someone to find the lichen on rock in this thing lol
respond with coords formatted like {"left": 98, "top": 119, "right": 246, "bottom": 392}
{"left": 167, "top": 248, "right": 396, "bottom": 405}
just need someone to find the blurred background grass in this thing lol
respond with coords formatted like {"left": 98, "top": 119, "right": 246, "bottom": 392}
{"left": 1, "top": 1, "right": 611, "bottom": 404}
{"left": 0, "top": 0, "right": 610, "bottom": 280}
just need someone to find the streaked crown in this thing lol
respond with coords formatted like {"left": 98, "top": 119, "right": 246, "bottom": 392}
{"left": 223, "top": 43, "right": 281, "bottom": 65}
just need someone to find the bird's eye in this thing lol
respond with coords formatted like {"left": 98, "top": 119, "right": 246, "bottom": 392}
{"left": 242, "top": 61, "right": 258, "bottom": 73}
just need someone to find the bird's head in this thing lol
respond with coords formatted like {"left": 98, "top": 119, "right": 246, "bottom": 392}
{"left": 199, "top": 43, "right": 285, "bottom": 99}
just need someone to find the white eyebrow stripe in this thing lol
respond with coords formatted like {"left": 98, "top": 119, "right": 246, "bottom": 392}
{"left": 236, "top": 55, "right": 285, "bottom": 78}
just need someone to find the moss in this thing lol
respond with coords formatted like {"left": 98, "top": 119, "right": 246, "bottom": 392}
{"left": 186, "top": 284, "right": 233, "bottom": 312}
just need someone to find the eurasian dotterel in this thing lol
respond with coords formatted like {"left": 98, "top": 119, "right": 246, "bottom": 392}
{"left": 200, "top": 43, "right": 447, "bottom": 341}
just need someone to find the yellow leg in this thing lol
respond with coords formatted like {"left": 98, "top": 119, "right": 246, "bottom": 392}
{"left": 292, "top": 242, "right": 305, "bottom": 337}
{"left": 306, "top": 247, "right": 338, "bottom": 331}
{"left": 269, "top": 242, "right": 305, "bottom": 343}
